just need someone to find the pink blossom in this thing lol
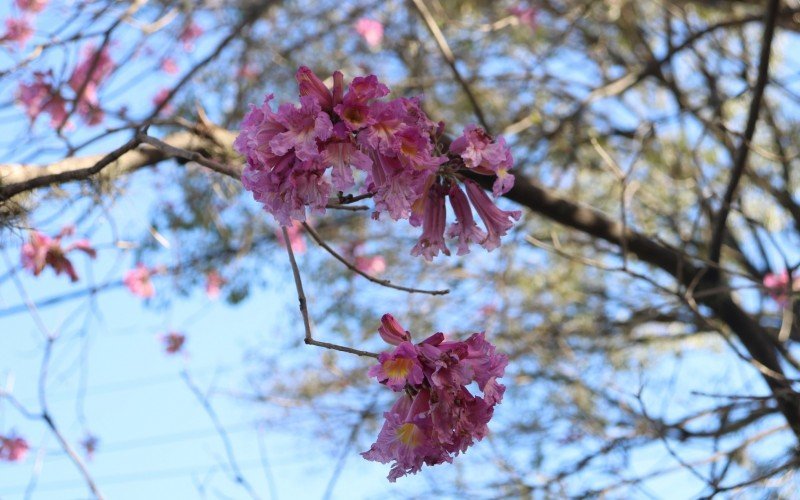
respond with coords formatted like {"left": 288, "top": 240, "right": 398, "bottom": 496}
{"left": 236, "top": 67, "right": 518, "bottom": 257}
{"left": 238, "top": 63, "right": 258, "bottom": 81}
{"left": 763, "top": 270, "right": 798, "bottom": 307}
{"left": 160, "top": 57, "right": 179, "bottom": 74}
{"left": 509, "top": 5, "right": 537, "bottom": 30}
{"left": 0, "top": 434, "right": 29, "bottom": 462}
{"left": 81, "top": 434, "right": 99, "bottom": 460}
{"left": 411, "top": 182, "right": 450, "bottom": 261}
{"left": 446, "top": 183, "right": 487, "bottom": 255}
{"left": 355, "top": 18, "right": 384, "bottom": 48}
{"left": 124, "top": 263, "right": 156, "bottom": 299}
{"left": 68, "top": 45, "right": 115, "bottom": 125}
{"left": 450, "top": 124, "right": 515, "bottom": 197}
{"left": 179, "top": 21, "right": 203, "bottom": 51}
{"left": 20, "top": 226, "right": 97, "bottom": 282}
{"left": 369, "top": 341, "right": 425, "bottom": 391}
{"left": 2, "top": 17, "right": 33, "bottom": 47}
{"left": 16, "top": 71, "right": 68, "bottom": 127}
{"left": 270, "top": 96, "right": 333, "bottom": 161}
{"left": 464, "top": 179, "right": 521, "bottom": 251}
{"left": 356, "top": 255, "right": 386, "bottom": 275}
{"left": 205, "top": 270, "right": 225, "bottom": 299}
{"left": 364, "top": 315, "right": 507, "bottom": 481}
{"left": 275, "top": 221, "right": 306, "bottom": 254}
{"left": 15, "top": 0, "right": 48, "bottom": 13}
{"left": 152, "top": 88, "right": 174, "bottom": 113}
{"left": 161, "top": 332, "right": 186, "bottom": 354}
{"left": 378, "top": 313, "right": 411, "bottom": 346}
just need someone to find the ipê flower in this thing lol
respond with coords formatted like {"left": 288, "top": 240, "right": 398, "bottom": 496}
{"left": 236, "top": 66, "right": 519, "bottom": 257}
{"left": 354, "top": 18, "right": 384, "bottom": 49}
{"left": 363, "top": 314, "right": 508, "bottom": 481}
{"left": 20, "top": 226, "right": 97, "bottom": 282}
{"left": 16, "top": 71, "right": 68, "bottom": 127}
{"left": 161, "top": 331, "right": 186, "bottom": 355}
{"left": 124, "top": 263, "right": 157, "bottom": 299}
{"left": 2, "top": 17, "right": 33, "bottom": 47}
{"left": 205, "top": 270, "right": 226, "bottom": 299}
{"left": 0, "top": 434, "right": 29, "bottom": 462}
{"left": 464, "top": 179, "right": 521, "bottom": 251}
{"left": 763, "top": 270, "right": 799, "bottom": 307}
{"left": 15, "top": 0, "right": 48, "bottom": 13}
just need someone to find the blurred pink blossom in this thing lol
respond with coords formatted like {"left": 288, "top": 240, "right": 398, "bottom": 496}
{"left": 21, "top": 226, "right": 97, "bottom": 282}
{"left": 68, "top": 45, "right": 115, "bottom": 125}
{"left": 16, "top": 71, "right": 68, "bottom": 127}
{"left": 124, "top": 263, "right": 156, "bottom": 299}
{"left": 0, "top": 434, "right": 29, "bottom": 462}
{"left": 160, "top": 57, "right": 179, "bottom": 74}
{"left": 179, "top": 21, "right": 203, "bottom": 51}
{"left": 152, "top": 88, "right": 174, "bottom": 113}
{"left": 161, "top": 332, "right": 186, "bottom": 354}
{"left": 763, "top": 270, "right": 799, "bottom": 307}
{"left": 2, "top": 18, "right": 33, "bottom": 47}
{"left": 355, "top": 18, "right": 383, "bottom": 48}
{"left": 509, "top": 5, "right": 537, "bottom": 30}
{"left": 205, "top": 270, "right": 226, "bottom": 299}
{"left": 276, "top": 221, "right": 306, "bottom": 254}
{"left": 15, "top": 0, "right": 48, "bottom": 13}
{"left": 81, "top": 434, "right": 99, "bottom": 460}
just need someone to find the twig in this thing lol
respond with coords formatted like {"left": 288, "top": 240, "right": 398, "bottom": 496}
{"left": 708, "top": 0, "right": 781, "bottom": 269}
{"left": 301, "top": 222, "right": 448, "bottom": 295}
{"left": 282, "top": 227, "right": 379, "bottom": 359}
{"left": 409, "top": 0, "right": 490, "bottom": 132}
{"left": 182, "top": 371, "right": 261, "bottom": 500}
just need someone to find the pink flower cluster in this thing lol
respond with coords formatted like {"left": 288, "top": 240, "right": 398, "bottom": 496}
{"left": 0, "top": 434, "right": 29, "bottom": 462}
{"left": 205, "top": 270, "right": 226, "bottom": 299}
{"left": 236, "top": 67, "right": 520, "bottom": 260}
{"left": 362, "top": 314, "right": 507, "bottom": 481}
{"left": 17, "top": 44, "right": 114, "bottom": 127}
{"left": 21, "top": 225, "right": 96, "bottom": 282}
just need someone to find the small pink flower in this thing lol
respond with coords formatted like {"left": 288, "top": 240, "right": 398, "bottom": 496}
{"left": 270, "top": 95, "right": 333, "bottom": 161}
{"left": 20, "top": 226, "right": 97, "bottom": 282}
{"left": 15, "top": 0, "right": 47, "bottom": 13}
{"left": 161, "top": 332, "right": 186, "bottom": 354}
{"left": 509, "top": 5, "right": 537, "bottom": 30}
{"left": 355, "top": 18, "right": 384, "bottom": 48}
{"left": 450, "top": 124, "right": 515, "bottom": 197}
{"left": 275, "top": 221, "right": 306, "bottom": 254}
{"left": 356, "top": 255, "right": 386, "bottom": 275}
{"left": 152, "top": 88, "right": 174, "bottom": 113}
{"left": 463, "top": 180, "right": 521, "bottom": 251}
{"left": 411, "top": 182, "right": 450, "bottom": 261}
{"left": 179, "top": 21, "right": 203, "bottom": 51}
{"left": 124, "top": 263, "right": 156, "bottom": 299}
{"left": 0, "top": 434, "right": 29, "bottom": 462}
{"left": 446, "top": 183, "right": 487, "bottom": 255}
{"left": 205, "top": 270, "right": 226, "bottom": 299}
{"left": 81, "top": 434, "right": 99, "bottom": 461}
{"left": 369, "top": 341, "right": 425, "bottom": 391}
{"left": 160, "top": 57, "right": 179, "bottom": 74}
{"left": 2, "top": 18, "right": 33, "bottom": 47}
{"left": 378, "top": 313, "right": 411, "bottom": 346}
{"left": 238, "top": 63, "right": 258, "bottom": 81}
{"left": 16, "top": 71, "right": 68, "bottom": 127}
{"left": 68, "top": 45, "right": 115, "bottom": 125}
{"left": 763, "top": 270, "right": 798, "bottom": 307}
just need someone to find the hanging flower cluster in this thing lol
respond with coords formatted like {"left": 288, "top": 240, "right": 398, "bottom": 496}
{"left": 235, "top": 66, "right": 520, "bottom": 261}
{"left": 362, "top": 314, "right": 507, "bottom": 481}
{"left": 21, "top": 225, "right": 96, "bottom": 282}
{"left": 0, "top": 434, "right": 29, "bottom": 462}
{"left": 763, "top": 270, "right": 798, "bottom": 307}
